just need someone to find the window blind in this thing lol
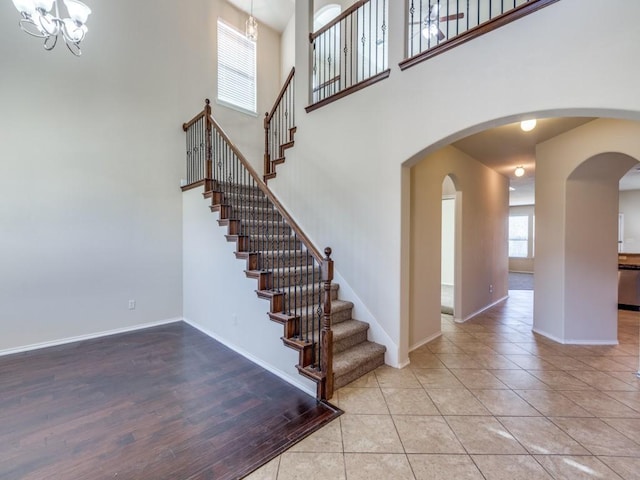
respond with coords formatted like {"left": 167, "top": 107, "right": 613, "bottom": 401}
{"left": 217, "top": 19, "right": 257, "bottom": 114}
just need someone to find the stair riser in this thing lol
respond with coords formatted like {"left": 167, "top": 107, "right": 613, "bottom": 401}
{"left": 213, "top": 182, "right": 263, "bottom": 195}
{"left": 334, "top": 352, "right": 385, "bottom": 390}
{"left": 257, "top": 253, "right": 314, "bottom": 269}
{"left": 231, "top": 206, "right": 281, "bottom": 221}
{"left": 249, "top": 239, "right": 302, "bottom": 251}
{"left": 240, "top": 224, "right": 292, "bottom": 236}
{"left": 333, "top": 330, "right": 368, "bottom": 354}
{"left": 270, "top": 269, "right": 321, "bottom": 289}
{"left": 294, "top": 305, "right": 353, "bottom": 328}
{"left": 278, "top": 288, "right": 338, "bottom": 311}
{"left": 224, "top": 193, "right": 271, "bottom": 207}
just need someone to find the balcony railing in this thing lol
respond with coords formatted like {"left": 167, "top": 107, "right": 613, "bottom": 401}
{"left": 307, "top": 0, "right": 390, "bottom": 112}
{"left": 402, "top": 0, "right": 560, "bottom": 69}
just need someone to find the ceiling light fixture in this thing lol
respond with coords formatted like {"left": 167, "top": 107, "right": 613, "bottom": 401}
{"left": 514, "top": 166, "right": 525, "bottom": 177}
{"left": 245, "top": 0, "right": 258, "bottom": 41}
{"left": 520, "top": 119, "right": 537, "bottom": 132}
{"left": 11, "top": 0, "right": 91, "bottom": 56}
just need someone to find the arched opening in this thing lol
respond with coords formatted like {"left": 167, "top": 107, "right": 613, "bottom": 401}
{"left": 405, "top": 116, "right": 640, "bottom": 353}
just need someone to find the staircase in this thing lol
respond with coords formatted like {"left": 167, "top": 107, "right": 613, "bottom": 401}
{"left": 182, "top": 99, "right": 385, "bottom": 400}
{"left": 206, "top": 180, "right": 386, "bottom": 394}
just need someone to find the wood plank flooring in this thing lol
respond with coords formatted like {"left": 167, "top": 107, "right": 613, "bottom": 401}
{"left": 0, "top": 322, "right": 341, "bottom": 480}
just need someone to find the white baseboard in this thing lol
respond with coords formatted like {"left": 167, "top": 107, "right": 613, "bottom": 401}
{"left": 0, "top": 317, "right": 182, "bottom": 358}
{"left": 409, "top": 331, "right": 443, "bottom": 353}
{"left": 183, "top": 318, "right": 317, "bottom": 398}
{"left": 457, "top": 296, "right": 509, "bottom": 323}
{"left": 532, "top": 328, "right": 619, "bottom": 345}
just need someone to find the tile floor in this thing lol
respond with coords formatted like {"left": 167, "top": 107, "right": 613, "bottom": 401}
{"left": 246, "top": 291, "right": 640, "bottom": 479}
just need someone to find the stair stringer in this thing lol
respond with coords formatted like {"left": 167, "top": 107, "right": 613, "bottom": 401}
{"left": 264, "top": 127, "right": 297, "bottom": 183}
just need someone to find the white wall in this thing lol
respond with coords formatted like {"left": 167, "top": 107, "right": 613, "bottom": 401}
{"left": 0, "top": 0, "right": 281, "bottom": 352}
{"left": 620, "top": 190, "right": 640, "bottom": 253}
{"left": 270, "top": 0, "right": 640, "bottom": 364}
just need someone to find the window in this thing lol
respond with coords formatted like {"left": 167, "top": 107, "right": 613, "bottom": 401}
{"left": 217, "top": 19, "right": 256, "bottom": 115}
{"left": 508, "top": 216, "right": 529, "bottom": 258}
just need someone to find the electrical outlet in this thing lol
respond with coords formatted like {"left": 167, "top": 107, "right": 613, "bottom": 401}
{"left": 489, "top": 284, "right": 494, "bottom": 294}
{"left": 128, "top": 299, "right": 136, "bottom": 310}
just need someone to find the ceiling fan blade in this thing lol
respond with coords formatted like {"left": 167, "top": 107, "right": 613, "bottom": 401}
{"left": 440, "top": 12, "right": 464, "bottom": 22}
{"left": 437, "top": 28, "right": 445, "bottom": 41}
{"left": 428, "top": 3, "right": 440, "bottom": 22}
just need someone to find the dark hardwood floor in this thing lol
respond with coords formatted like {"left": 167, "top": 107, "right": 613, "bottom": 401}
{"left": 0, "top": 322, "right": 341, "bottom": 480}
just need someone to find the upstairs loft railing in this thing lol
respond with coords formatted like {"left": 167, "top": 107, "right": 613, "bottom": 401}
{"left": 401, "top": 0, "right": 560, "bottom": 69}
{"left": 264, "top": 67, "right": 295, "bottom": 180}
{"left": 307, "top": 0, "right": 390, "bottom": 112}
{"left": 182, "top": 100, "right": 335, "bottom": 400}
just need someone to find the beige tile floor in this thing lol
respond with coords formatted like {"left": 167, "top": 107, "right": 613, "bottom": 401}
{"left": 246, "top": 291, "right": 640, "bottom": 479}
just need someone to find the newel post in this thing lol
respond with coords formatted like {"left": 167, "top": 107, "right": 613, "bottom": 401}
{"left": 320, "top": 247, "right": 334, "bottom": 400}
{"left": 263, "top": 112, "right": 270, "bottom": 179}
{"left": 204, "top": 99, "right": 213, "bottom": 189}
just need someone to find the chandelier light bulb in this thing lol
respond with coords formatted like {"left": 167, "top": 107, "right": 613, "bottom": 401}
{"left": 520, "top": 119, "right": 537, "bottom": 132}
{"left": 514, "top": 166, "right": 525, "bottom": 177}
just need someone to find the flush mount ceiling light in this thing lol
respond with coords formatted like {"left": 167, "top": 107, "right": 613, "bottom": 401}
{"left": 245, "top": 0, "right": 258, "bottom": 41}
{"left": 514, "top": 166, "right": 526, "bottom": 177}
{"left": 520, "top": 119, "right": 537, "bottom": 132}
{"left": 11, "top": 0, "right": 91, "bottom": 56}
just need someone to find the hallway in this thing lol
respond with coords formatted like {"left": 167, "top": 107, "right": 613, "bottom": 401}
{"left": 248, "top": 291, "right": 640, "bottom": 479}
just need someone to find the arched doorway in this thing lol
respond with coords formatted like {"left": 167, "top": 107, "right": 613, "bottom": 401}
{"left": 534, "top": 119, "right": 640, "bottom": 344}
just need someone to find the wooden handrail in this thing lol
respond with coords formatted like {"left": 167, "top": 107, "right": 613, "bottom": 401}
{"left": 310, "top": 0, "right": 369, "bottom": 41}
{"left": 182, "top": 110, "right": 206, "bottom": 132}
{"left": 206, "top": 105, "right": 323, "bottom": 264}
{"left": 265, "top": 67, "right": 295, "bottom": 124}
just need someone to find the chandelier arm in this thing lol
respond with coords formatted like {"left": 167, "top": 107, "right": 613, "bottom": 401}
{"left": 43, "top": 32, "right": 58, "bottom": 50}
{"left": 64, "top": 39, "right": 82, "bottom": 56}
{"left": 18, "top": 18, "right": 48, "bottom": 38}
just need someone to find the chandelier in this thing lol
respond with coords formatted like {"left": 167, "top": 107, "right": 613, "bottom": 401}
{"left": 245, "top": 0, "right": 258, "bottom": 41}
{"left": 11, "top": 0, "right": 92, "bottom": 56}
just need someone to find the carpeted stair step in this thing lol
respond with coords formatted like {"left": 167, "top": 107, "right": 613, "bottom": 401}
{"left": 255, "top": 249, "right": 315, "bottom": 269}
{"left": 276, "top": 282, "right": 339, "bottom": 310}
{"left": 332, "top": 319, "right": 370, "bottom": 354}
{"left": 231, "top": 204, "right": 281, "bottom": 221}
{"left": 248, "top": 234, "right": 301, "bottom": 251}
{"left": 295, "top": 299, "right": 353, "bottom": 326}
{"left": 279, "top": 299, "right": 355, "bottom": 336}
{"left": 239, "top": 220, "right": 292, "bottom": 236}
{"left": 269, "top": 265, "right": 321, "bottom": 288}
{"left": 224, "top": 191, "right": 271, "bottom": 207}
{"left": 333, "top": 341, "right": 386, "bottom": 390}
